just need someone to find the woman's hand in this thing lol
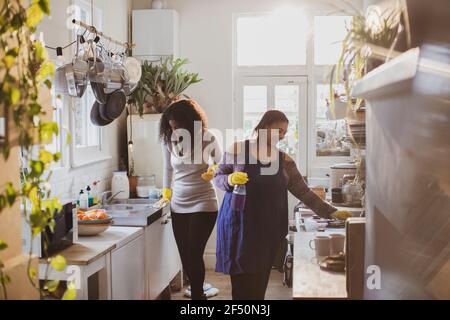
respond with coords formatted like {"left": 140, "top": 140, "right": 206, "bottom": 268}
{"left": 228, "top": 172, "right": 249, "bottom": 186}
{"left": 331, "top": 210, "right": 353, "bottom": 221}
{"left": 155, "top": 187, "right": 172, "bottom": 208}
{"left": 201, "top": 164, "right": 218, "bottom": 182}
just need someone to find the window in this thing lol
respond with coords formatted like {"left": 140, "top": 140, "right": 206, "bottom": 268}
{"left": 70, "top": 0, "right": 110, "bottom": 167}
{"left": 45, "top": 87, "right": 64, "bottom": 168}
{"left": 238, "top": 77, "right": 307, "bottom": 174}
{"left": 315, "top": 84, "right": 350, "bottom": 157}
{"left": 236, "top": 13, "right": 307, "bottom": 66}
{"left": 314, "top": 16, "right": 352, "bottom": 65}
{"left": 234, "top": 11, "right": 354, "bottom": 180}
{"left": 73, "top": 87, "right": 99, "bottom": 148}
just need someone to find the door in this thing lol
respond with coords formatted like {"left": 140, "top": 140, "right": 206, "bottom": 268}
{"left": 111, "top": 235, "right": 145, "bottom": 300}
{"left": 236, "top": 76, "right": 308, "bottom": 215}
{"left": 145, "top": 208, "right": 181, "bottom": 299}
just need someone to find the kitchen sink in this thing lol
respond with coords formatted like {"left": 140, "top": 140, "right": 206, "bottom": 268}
{"left": 100, "top": 198, "right": 164, "bottom": 226}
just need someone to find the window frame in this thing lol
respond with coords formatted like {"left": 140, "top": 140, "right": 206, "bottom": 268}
{"left": 69, "top": 0, "right": 111, "bottom": 168}
{"left": 233, "top": 10, "right": 353, "bottom": 179}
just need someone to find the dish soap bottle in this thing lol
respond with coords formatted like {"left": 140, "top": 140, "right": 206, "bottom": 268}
{"left": 91, "top": 181, "right": 99, "bottom": 205}
{"left": 231, "top": 184, "right": 246, "bottom": 211}
{"left": 79, "top": 190, "right": 89, "bottom": 210}
{"left": 86, "top": 185, "right": 94, "bottom": 207}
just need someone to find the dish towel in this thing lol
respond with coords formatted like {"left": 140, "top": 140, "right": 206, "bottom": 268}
{"left": 184, "top": 283, "right": 219, "bottom": 298}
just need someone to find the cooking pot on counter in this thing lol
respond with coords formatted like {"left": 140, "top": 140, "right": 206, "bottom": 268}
{"left": 330, "top": 162, "right": 357, "bottom": 189}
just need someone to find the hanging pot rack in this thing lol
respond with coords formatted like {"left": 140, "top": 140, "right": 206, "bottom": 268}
{"left": 71, "top": 19, "right": 135, "bottom": 50}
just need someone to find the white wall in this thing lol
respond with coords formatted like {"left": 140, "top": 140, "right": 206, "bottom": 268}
{"left": 132, "top": 0, "right": 363, "bottom": 269}
{"left": 38, "top": 0, "right": 132, "bottom": 203}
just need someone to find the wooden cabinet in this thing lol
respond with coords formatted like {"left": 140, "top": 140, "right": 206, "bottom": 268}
{"left": 111, "top": 234, "right": 145, "bottom": 300}
{"left": 145, "top": 208, "right": 181, "bottom": 299}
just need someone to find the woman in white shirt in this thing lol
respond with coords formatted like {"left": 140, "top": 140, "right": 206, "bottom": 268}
{"left": 158, "top": 99, "right": 222, "bottom": 300}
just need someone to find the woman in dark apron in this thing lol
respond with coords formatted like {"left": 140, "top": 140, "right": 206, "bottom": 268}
{"left": 214, "top": 110, "right": 349, "bottom": 300}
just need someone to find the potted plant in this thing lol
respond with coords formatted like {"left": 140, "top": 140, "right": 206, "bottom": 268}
{"left": 329, "top": 5, "right": 403, "bottom": 112}
{"left": 128, "top": 56, "right": 202, "bottom": 116}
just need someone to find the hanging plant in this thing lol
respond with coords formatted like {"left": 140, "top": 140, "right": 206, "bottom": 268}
{"left": 329, "top": 4, "right": 403, "bottom": 112}
{"left": 0, "top": 0, "right": 74, "bottom": 300}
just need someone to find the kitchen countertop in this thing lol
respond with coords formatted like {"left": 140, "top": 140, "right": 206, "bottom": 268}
{"left": 293, "top": 228, "right": 347, "bottom": 299}
{"left": 292, "top": 205, "right": 363, "bottom": 300}
{"left": 39, "top": 226, "right": 143, "bottom": 266}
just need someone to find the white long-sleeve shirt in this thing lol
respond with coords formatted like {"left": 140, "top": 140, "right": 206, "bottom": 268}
{"left": 162, "top": 130, "right": 222, "bottom": 213}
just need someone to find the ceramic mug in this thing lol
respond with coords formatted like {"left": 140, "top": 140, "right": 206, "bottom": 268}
{"left": 329, "top": 233, "right": 346, "bottom": 255}
{"left": 309, "top": 235, "right": 331, "bottom": 257}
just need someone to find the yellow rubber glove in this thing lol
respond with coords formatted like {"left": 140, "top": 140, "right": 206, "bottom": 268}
{"left": 201, "top": 164, "right": 219, "bottom": 182}
{"left": 228, "top": 172, "right": 249, "bottom": 186}
{"left": 331, "top": 210, "right": 353, "bottom": 221}
{"left": 155, "top": 188, "right": 172, "bottom": 208}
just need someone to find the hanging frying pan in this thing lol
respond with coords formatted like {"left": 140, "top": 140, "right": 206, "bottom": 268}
{"left": 90, "top": 101, "right": 114, "bottom": 126}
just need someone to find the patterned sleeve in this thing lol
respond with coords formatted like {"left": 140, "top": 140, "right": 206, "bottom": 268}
{"left": 213, "top": 152, "right": 235, "bottom": 192}
{"left": 282, "top": 153, "right": 337, "bottom": 218}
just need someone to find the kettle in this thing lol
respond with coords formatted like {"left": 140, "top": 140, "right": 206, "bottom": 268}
{"left": 111, "top": 171, "right": 130, "bottom": 200}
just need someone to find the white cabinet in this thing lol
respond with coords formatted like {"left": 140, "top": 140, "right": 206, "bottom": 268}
{"left": 111, "top": 235, "right": 145, "bottom": 300}
{"left": 145, "top": 208, "right": 181, "bottom": 299}
{"left": 132, "top": 9, "right": 179, "bottom": 60}
{"left": 127, "top": 114, "right": 164, "bottom": 188}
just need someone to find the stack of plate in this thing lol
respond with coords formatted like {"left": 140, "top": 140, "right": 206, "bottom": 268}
{"left": 346, "top": 120, "right": 366, "bottom": 147}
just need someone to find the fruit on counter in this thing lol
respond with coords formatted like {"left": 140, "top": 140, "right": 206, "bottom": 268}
{"left": 77, "top": 209, "right": 109, "bottom": 221}
{"left": 331, "top": 210, "right": 353, "bottom": 221}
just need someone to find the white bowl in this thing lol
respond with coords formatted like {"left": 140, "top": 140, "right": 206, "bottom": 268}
{"left": 78, "top": 222, "right": 111, "bottom": 236}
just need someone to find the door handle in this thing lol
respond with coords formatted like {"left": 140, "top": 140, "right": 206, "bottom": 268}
{"left": 161, "top": 219, "right": 169, "bottom": 225}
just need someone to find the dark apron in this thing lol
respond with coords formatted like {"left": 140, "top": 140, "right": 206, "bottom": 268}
{"left": 216, "top": 140, "right": 289, "bottom": 275}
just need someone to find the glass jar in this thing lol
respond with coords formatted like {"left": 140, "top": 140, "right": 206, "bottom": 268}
{"left": 137, "top": 174, "right": 155, "bottom": 187}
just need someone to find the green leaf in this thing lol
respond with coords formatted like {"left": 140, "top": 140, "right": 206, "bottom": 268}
{"left": 2, "top": 144, "right": 10, "bottom": 160}
{"left": 26, "top": 3, "right": 44, "bottom": 28}
{"left": 0, "top": 240, "right": 8, "bottom": 251}
{"left": 6, "top": 48, "right": 19, "bottom": 57}
{"left": 39, "top": 149, "right": 54, "bottom": 164}
{"left": 50, "top": 255, "right": 66, "bottom": 272}
{"left": 44, "top": 79, "right": 52, "bottom": 89}
{"left": 38, "top": 0, "right": 51, "bottom": 15}
{"left": 29, "top": 160, "right": 44, "bottom": 177}
{"left": 3, "top": 55, "right": 15, "bottom": 69}
{"left": 0, "top": 195, "right": 6, "bottom": 210}
{"left": 62, "top": 282, "right": 77, "bottom": 300}
{"left": 28, "top": 267, "right": 37, "bottom": 279}
{"left": 45, "top": 280, "right": 60, "bottom": 293}
{"left": 5, "top": 183, "right": 16, "bottom": 206}
{"left": 66, "top": 132, "right": 72, "bottom": 145}
{"left": 53, "top": 152, "right": 61, "bottom": 162}
{"left": 11, "top": 88, "right": 20, "bottom": 105}
{"left": 29, "top": 103, "right": 42, "bottom": 117}
{"left": 37, "top": 61, "right": 55, "bottom": 82}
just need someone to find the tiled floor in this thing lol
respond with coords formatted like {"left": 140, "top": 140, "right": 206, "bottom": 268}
{"left": 171, "top": 269, "right": 292, "bottom": 300}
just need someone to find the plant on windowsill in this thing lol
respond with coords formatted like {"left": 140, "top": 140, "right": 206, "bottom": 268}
{"left": 128, "top": 56, "right": 202, "bottom": 117}
{"left": 329, "top": 4, "right": 403, "bottom": 114}
{"left": 0, "top": 0, "right": 74, "bottom": 300}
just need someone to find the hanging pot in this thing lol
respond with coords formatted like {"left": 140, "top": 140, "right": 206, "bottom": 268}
{"left": 90, "top": 101, "right": 114, "bottom": 126}
{"left": 99, "top": 90, "right": 127, "bottom": 121}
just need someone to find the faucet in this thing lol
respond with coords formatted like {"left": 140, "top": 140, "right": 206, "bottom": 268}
{"left": 100, "top": 190, "right": 124, "bottom": 205}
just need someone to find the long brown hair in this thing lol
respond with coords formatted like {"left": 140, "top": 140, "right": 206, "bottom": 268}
{"left": 253, "top": 110, "right": 289, "bottom": 134}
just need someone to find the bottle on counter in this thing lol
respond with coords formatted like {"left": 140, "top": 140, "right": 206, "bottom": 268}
{"left": 231, "top": 184, "right": 246, "bottom": 211}
{"left": 86, "top": 185, "right": 94, "bottom": 207}
{"left": 78, "top": 190, "right": 89, "bottom": 209}
{"left": 91, "top": 181, "right": 99, "bottom": 205}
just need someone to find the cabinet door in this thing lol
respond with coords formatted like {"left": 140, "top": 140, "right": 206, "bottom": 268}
{"left": 145, "top": 212, "right": 181, "bottom": 299}
{"left": 111, "top": 235, "right": 145, "bottom": 300}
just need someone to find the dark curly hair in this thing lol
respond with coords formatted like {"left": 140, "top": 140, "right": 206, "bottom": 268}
{"left": 159, "top": 99, "right": 208, "bottom": 148}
